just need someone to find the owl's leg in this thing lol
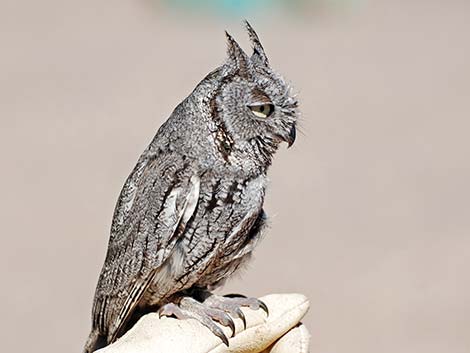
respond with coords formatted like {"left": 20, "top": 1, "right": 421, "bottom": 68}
{"left": 159, "top": 296, "right": 234, "bottom": 346}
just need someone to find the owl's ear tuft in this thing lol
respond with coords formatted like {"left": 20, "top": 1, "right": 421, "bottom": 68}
{"left": 224, "top": 31, "right": 251, "bottom": 77}
{"left": 244, "top": 20, "right": 269, "bottom": 67}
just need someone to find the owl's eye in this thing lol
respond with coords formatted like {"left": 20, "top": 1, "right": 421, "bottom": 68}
{"left": 248, "top": 104, "right": 275, "bottom": 118}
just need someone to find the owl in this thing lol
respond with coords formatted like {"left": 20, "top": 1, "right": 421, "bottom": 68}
{"left": 84, "top": 21, "right": 298, "bottom": 352}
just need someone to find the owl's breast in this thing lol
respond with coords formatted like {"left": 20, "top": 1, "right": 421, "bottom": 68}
{"left": 173, "top": 172, "right": 267, "bottom": 288}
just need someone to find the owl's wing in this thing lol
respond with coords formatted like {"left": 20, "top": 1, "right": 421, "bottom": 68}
{"left": 92, "top": 151, "right": 200, "bottom": 342}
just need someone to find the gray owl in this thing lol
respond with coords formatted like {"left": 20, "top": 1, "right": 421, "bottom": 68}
{"left": 84, "top": 21, "right": 298, "bottom": 352}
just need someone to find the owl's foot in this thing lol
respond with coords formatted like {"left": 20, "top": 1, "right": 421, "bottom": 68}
{"left": 158, "top": 292, "right": 268, "bottom": 346}
{"left": 203, "top": 293, "right": 269, "bottom": 330}
{"left": 159, "top": 297, "right": 234, "bottom": 346}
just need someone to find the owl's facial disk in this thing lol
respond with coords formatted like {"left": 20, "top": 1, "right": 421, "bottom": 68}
{"left": 215, "top": 72, "right": 297, "bottom": 151}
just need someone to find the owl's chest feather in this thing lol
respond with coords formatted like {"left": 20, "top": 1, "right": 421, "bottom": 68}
{"left": 186, "top": 173, "right": 264, "bottom": 243}
{"left": 172, "top": 173, "right": 266, "bottom": 284}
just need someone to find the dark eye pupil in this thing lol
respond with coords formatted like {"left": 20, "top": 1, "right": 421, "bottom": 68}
{"left": 259, "top": 105, "right": 265, "bottom": 112}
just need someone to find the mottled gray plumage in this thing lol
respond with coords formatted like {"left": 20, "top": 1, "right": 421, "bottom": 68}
{"left": 84, "top": 21, "right": 298, "bottom": 352}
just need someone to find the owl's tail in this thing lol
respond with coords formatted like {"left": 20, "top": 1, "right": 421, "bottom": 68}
{"left": 83, "top": 330, "right": 107, "bottom": 353}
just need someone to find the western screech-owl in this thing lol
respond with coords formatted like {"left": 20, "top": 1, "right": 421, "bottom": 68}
{"left": 84, "top": 21, "right": 298, "bottom": 352}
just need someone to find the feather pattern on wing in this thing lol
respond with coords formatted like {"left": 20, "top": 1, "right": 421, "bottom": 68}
{"left": 91, "top": 150, "right": 200, "bottom": 342}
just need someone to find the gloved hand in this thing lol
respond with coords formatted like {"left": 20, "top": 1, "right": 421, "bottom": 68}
{"left": 97, "top": 293, "right": 310, "bottom": 353}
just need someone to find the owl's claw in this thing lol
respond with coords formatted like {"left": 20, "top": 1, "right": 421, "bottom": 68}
{"left": 210, "top": 309, "right": 236, "bottom": 338}
{"left": 258, "top": 299, "right": 269, "bottom": 316}
{"left": 224, "top": 293, "right": 248, "bottom": 298}
{"left": 233, "top": 306, "right": 247, "bottom": 329}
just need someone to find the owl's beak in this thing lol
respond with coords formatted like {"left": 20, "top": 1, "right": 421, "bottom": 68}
{"left": 274, "top": 124, "right": 296, "bottom": 147}
{"left": 286, "top": 124, "right": 296, "bottom": 147}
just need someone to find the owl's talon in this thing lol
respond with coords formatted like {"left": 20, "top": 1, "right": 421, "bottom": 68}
{"left": 198, "top": 314, "right": 229, "bottom": 346}
{"left": 213, "top": 326, "right": 230, "bottom": 346}
{"left": 258, "top": 299, "right": 269, "bottom": 316}
{"left": 233, "top": 307, "right": 247, "bottom": 329}
{"left": 224, "top": 293, "right": 248, "bottom": 299}
{"left": 207, "top": 309, "right": 236, "bottom": 337}
{"left": 228, "top": 318, "right": 236, "bottom": 337}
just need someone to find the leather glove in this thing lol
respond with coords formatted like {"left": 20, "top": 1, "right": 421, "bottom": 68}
{"left": 97, "top": 293, "right": 310, "bottom": 353}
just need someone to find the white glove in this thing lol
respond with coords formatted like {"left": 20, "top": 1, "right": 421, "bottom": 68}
{"left": 97, "top": 293, "right": 310, "bottom": 353}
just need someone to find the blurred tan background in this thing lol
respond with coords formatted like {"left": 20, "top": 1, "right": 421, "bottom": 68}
{"left": 1, "top": 0, "right": 470, "bottom": 352}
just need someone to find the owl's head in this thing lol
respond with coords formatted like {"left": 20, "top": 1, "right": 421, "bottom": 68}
{"left": 197, "top": 21, "right": 298, "bottom": 167}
